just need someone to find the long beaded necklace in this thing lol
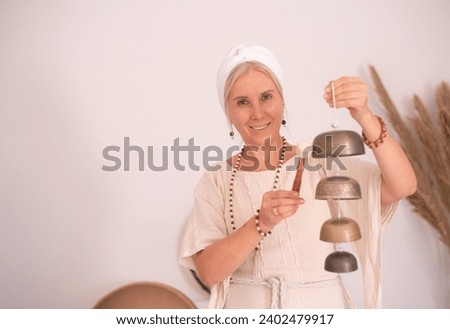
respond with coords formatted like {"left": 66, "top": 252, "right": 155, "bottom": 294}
{"left": 228, "top": 137, "right": 287, "bottom": 250}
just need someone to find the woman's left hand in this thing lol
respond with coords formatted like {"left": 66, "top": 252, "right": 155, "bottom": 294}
{"left": 323, "top": 76, "right": 372, "bottom": 125}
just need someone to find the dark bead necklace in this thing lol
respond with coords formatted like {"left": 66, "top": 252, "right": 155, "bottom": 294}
{"left": 228, "top": 137, "right": 287, "bottom": 250}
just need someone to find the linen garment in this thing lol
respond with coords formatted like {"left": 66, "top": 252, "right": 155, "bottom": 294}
{"left": 179, "top": 146, "right": 398, "bottom": 308}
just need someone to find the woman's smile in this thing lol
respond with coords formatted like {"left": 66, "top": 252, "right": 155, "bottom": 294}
{"left": 250, "top": 122, "right": 271, "bottom": 131}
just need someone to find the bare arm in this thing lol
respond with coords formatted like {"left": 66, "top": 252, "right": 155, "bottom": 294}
{"left": 194, "top": 215, "right": 265, "bottom": 286}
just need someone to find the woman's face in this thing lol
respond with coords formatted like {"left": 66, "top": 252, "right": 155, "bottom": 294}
{"left": 227, "top": 68, "right": 284, "bottom": 147}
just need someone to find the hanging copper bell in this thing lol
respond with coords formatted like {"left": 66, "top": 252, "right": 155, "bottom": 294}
{"left": 320, "top": 217, "right": 362, "bottom": 243}
{"left": 312, "top": 130, "right": 365, "bottom": 158}
{"left": 324, "top": 250, "right": 358, "bottom": 273}
{"left": 315, "top": 176, "right": 362, "bottom": 200}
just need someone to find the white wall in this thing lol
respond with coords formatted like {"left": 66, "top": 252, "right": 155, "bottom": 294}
{"left": 0, "top": 0, "right": 449, "bottom": 308}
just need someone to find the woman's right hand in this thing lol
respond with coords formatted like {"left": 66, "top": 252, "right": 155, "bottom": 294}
{"left": 258, "top": 190, "right": 304, "bottom": 232}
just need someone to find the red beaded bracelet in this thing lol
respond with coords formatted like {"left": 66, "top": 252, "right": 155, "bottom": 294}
{"left": 362, "top": 115, "right": 387, "bottom": 148}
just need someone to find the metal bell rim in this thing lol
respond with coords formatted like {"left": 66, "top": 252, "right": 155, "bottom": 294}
{"left": 315, "top": 176, "right": 362, "bottom": 200}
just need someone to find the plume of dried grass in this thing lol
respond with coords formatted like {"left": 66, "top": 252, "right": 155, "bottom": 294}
{"left": 369, "top": 66, "right": 450, "bottom": 251}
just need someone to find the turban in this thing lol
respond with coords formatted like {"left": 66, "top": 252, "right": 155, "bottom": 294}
{"left": 216, "top": 45, "right": 284, "bottom": 111}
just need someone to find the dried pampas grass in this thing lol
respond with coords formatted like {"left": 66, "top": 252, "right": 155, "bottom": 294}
{"left": 369, "top": 66, "right": 450, "bottom": 250}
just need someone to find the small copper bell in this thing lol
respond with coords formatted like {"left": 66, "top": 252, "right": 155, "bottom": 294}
{"left": 324, "top": 250, "right": 358, "bottom": 273}
{"left": 320, "top": 217, "right": 362, "bottom": 243}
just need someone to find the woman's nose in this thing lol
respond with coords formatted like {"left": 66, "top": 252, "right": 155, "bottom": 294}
{"left": 250, "top": 102, "right": 264, "bottom": 119}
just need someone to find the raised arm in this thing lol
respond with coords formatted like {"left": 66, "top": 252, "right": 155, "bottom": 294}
{"left": 323, "top": 77, "right": 417, "bottom": 205}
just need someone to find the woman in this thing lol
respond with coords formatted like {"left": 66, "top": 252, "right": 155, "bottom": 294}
{"left": 179, "top": 45, "right": 416, "bottom": 308}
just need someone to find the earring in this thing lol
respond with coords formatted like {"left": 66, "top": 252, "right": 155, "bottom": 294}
{"left": 229, "top": 125, "right": 234, "bottom": 139}
{"left": 282, "top": 118, "right": 287, "bottom": 127}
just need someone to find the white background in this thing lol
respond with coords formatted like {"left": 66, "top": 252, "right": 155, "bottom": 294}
{"left": 0, "top": 0, "right": 449, "bottom": 308}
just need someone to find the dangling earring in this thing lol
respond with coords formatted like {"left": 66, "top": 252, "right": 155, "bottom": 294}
{"left": 229, "top": 125, "right": 234, "bottom": 139}
{"left": 281, "top": 108, "right": 287, "bottom": 127}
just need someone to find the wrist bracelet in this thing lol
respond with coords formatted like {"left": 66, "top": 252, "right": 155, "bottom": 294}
{"left": 255, "top": 209, "right": 272, "bottom": 250}
{"left": 362, "top": 115, "right": 387, "bottom": 148}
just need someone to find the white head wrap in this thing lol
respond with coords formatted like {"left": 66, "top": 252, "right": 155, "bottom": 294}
{"left": 216, "top": 45, "right": 284, "bottom": 112}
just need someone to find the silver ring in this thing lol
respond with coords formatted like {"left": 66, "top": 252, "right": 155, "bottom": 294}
{"left": 272, "top": 207, "right": 279, "bottom": 216}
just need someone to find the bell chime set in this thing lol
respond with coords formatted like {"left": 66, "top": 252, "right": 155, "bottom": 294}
{"left": 312, "top": 82, "right": 365, "bottom": 273}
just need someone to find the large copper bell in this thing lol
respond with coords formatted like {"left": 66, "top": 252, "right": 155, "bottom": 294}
{"left": 312, "top": 81, "right": 365, "bottom": 273}
{"left": 312, "top": 130, "right": 365, "bottom": 158}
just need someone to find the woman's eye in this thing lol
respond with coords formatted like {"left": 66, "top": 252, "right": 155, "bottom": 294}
{"left": 261, "top": 93, "right": 272, "bottom": 101}
{"left": 237, "top": 99, "right": 248, "bottom": 105}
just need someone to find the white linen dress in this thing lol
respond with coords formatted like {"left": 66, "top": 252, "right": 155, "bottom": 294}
{"left": 179, "top": 144, "right": 398, "bottom": 308}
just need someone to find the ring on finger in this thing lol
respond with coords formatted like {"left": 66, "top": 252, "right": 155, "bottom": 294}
{"left": 272, "top": 207, "right": 279, "bottom": 216}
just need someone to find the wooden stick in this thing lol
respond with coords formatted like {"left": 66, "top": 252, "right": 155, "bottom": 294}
{"left": 292, "top": 157, "right": 304, "bottom": 192}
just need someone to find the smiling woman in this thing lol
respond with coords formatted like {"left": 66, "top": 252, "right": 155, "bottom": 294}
{"left": 178, "top": 45, "right": 416, "bottom": 309}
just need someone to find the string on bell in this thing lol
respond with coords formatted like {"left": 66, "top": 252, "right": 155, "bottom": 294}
{"left": 331, "top": 81, "right": 340, "bottom": 177}
{"left": 331, "top": 81, "right": 339, "bottom": 129}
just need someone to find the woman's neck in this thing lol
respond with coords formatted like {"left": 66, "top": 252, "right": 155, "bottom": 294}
{"left": 240, "top": 136, "right": 294, "bottom": 172}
